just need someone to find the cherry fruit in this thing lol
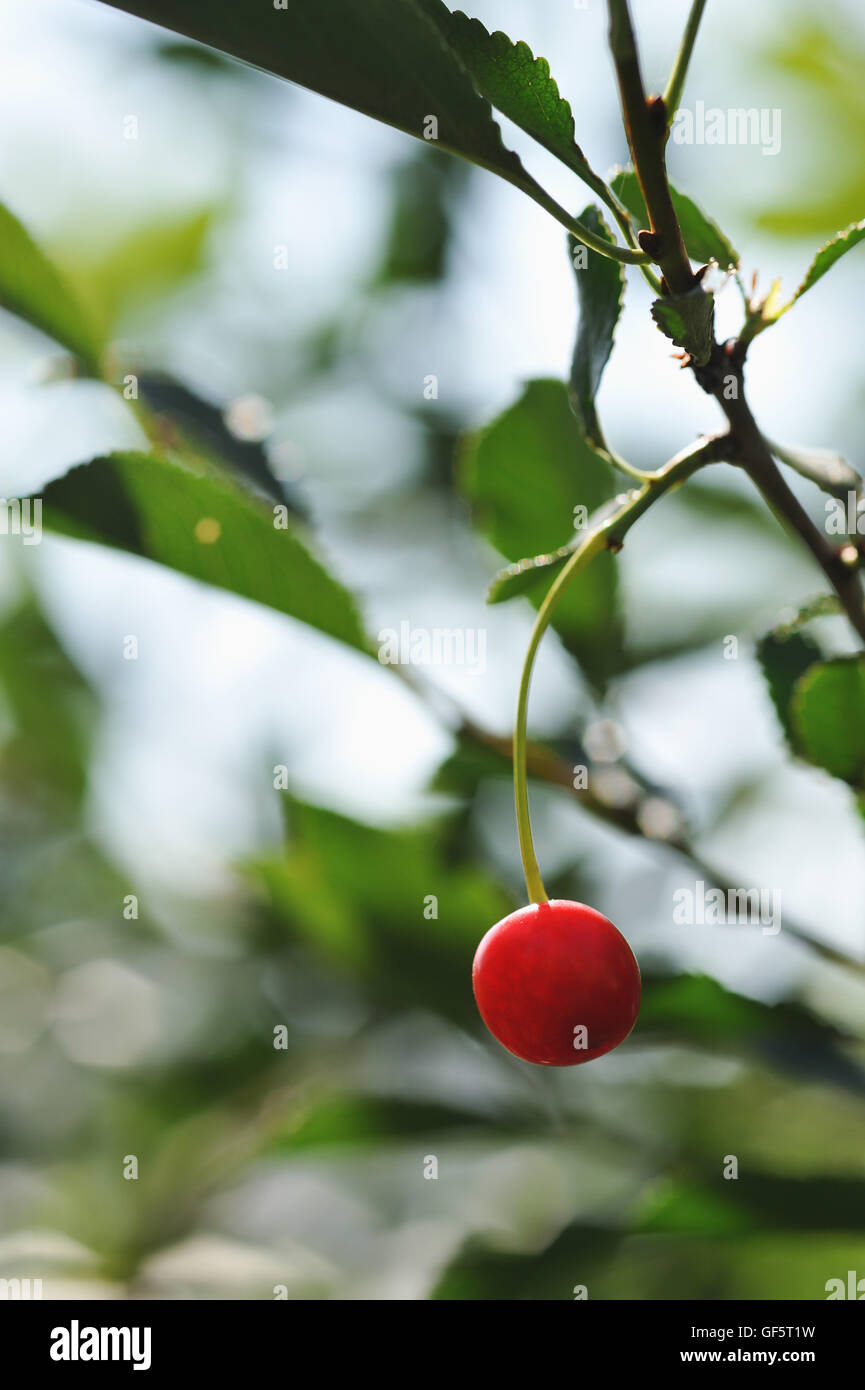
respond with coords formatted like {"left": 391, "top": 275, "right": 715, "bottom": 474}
{"left": 472, "top": 899, "right": 640, "bottom": 1066}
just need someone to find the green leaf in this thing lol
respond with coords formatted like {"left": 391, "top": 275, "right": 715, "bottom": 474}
{"left": 756, "top": 23, "right": 865, "bottom": 238}
{"left": 757, "top": 628, "right": 823, "bottom": 751}
{"left": 639, "top": 1172, "right": 865, "bottom": 1234}
{"left": 651, "top": 284, "right": 715, "bottom": 366}
{"left": 0, "top": 598, "right": 93, "bottom": 813}
{"left": 778, "top": 219, "right": 865, "bottom": 314}
{"left": 610, "top": 168, "right": 739, "bottom": 269}
{"left": 487, "top": 540, "right": 576, "bottom": 605}
{"left": 37, "top": 452, "right": 369, "bottom": 654}
{"left": 0, "top": 201, "right": 102, "bottom": 370}
{"left": 791, "top": 657, "right": 865, "bottom": 785}
{"left": 269, "top": 1093, "right": 499, "bottom": 1153}
{"left": 373, "top": 146, "right": 468, "bottom": 286}
{"left": 138, "top": 373, "right": 303, "bottom": 510}
{"left": 422, "top": 10, "right": 605, "bottom": 191}
{"left": 95, "top": 0, "right": 570, "bottom": 229}
{"left": 460, "top": 380, "right": 622, "bottom": 683}
{"left": 770, "top": 441, "right": 863, "bottom": 500}
{"left": 432, "top": 1223, "right": 622, "bottom": 1300}
{"left": 65, "top": 207, "right": 215, "bottom": 340}
{"left": 568, "top": 207, "right": 626, "bottom": 452}
{"left": 639, "top": 972, "right": 865, "bottom": 1095}
{"left": 487, "top": 495, "right": 627, "bottom": 606}
{"left": 248, "top": 797, "right": 512, "bottom": 1027}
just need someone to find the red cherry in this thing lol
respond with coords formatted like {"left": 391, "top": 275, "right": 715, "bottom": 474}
{"left": 472, "top": 899, "right": 641, "bottom": 1066}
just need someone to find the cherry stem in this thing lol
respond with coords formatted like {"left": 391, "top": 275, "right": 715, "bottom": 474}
{"left": 513, "top": 435, "right": 726, "bottom": 905}
{"left": 514, "top": 531, "right": 607, "bottom": 903}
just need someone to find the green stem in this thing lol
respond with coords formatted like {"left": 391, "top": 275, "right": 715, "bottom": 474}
{"left": 588, "top": 175, "right": 664, "bottom": 294}
{"left": 513, "top": 172, "right": 654, "bottom": 265}
{"left": 513, "top": 434, "right": 726, "bottom": 902}
{"left": 663, "top": 0, "right": 709, "bottom": 128}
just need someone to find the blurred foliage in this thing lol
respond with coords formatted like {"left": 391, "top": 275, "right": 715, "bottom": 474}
{"left": 62, "top": 208, "right": 216, "bottom": 343}
{"left": 0, "top": 201, "right": 102, "bottom": 371}
{"left": 373, "top": 147, "right": 468, "bottom": 287}
{"left": 460, "top": 379, "right": 623, "bottom": 686}
{"left": 755, "top": 20, "right": 865, "bottom": 236}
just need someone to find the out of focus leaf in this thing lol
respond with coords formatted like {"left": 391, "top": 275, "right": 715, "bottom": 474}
{"left": 676, "top": 477, "right": 791, "bottom": 535}
{"left": 640, "top": 974, "right": 865, "bottom": 1096}
{"left": 436, "top": 1219, "right": 865, "bottom": 1300}
{"left": 460, "top": 379, "right": 622, "bottom": 684}
{"left": 373, "top": 147, "right": 467, "bottom": 286}
{"left": 639, "top": 1171, "right": 865, "bottom": 1233}
{"left": 0, "top": 599, "right": 92, "bottom": 813}
{"left": 610, "top": 168, "right": 739, "bottom": 269}
{"left": 756, "top": 25, "right": 865, "bottom": 236}
{"left": 432, "top": 1223, "right": 622, "bottom": 1300}
{"left": 138, "top": 373, "right": 302, "bottom": 510}
{"left": 37, "top": 452, "right": 369, "bottom": 654}
{"left": 271, "top": 1094, "right": 511, "bottom": 1153}
{"left": 249, "top": 797, "right": 513, "bottom": 1026}
{"left": 770, "top": 441, "right": 863, "bottom": 500}
{"left": 757, "top": 627, "right": 823, "bottom": 751}
{"left": 66, "top": 208, "right": 215, "bottom": 339}
{"left": 0, "top": 201, "right": 102, "bottom": 370}
{"left": 569, "top": 206, "right": 625, "bottom": 453}
{"left": 430, "top": 733, "right": 511, "bottom": 796}
{"left": 791, "top": 657, "right": 865, "bottom": 785}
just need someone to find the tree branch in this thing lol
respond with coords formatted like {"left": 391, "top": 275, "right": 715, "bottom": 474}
{"left": 606, "top": 0, "right": 695, "bottom": 292}
{"left": 455, "top": 716, "right": 864, "bottom": 974}
{"left": 711, "top": 360, "right": 865, "bottom": 645}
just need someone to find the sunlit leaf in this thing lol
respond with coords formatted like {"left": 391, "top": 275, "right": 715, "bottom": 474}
{"left": 792, "top": 657, "right": 865, "bottom": 785}
{"left": 0, "top": 201, "right": 102, "bottom": 370}
{"left": 773, "top": 219, "right": 865, "bottom": 317}
{"left": 423, "top": 10, "right": 603, "bottom": 189}
{"left": 36, "top": 452, "right": 369, "bottom": 654}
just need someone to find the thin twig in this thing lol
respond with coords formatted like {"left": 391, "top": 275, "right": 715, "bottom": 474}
{"left": 454, "top": 715, "right": 864, "bottom": 973}
{"left": 663, "top": 0, "right": 709, "bottom": 128}
{"left": 712, "top": 364, "right": 865, "bottom": 644}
